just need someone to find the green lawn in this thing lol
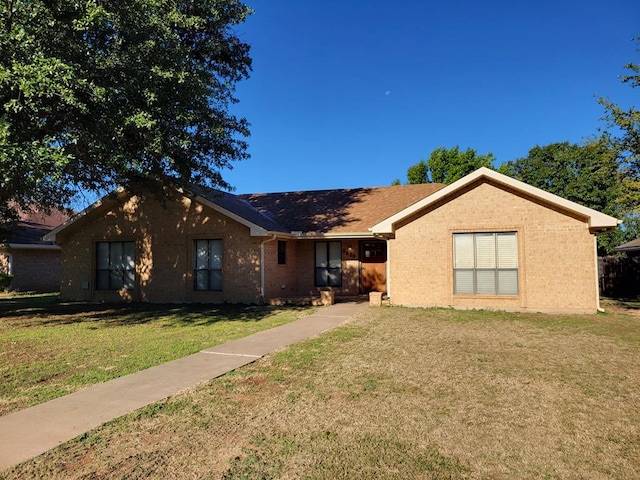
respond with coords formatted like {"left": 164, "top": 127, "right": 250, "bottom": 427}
{"left": 2, "top": 300, "right": 640, "bottom": 479}
{"left": 0, "top": 293, "right": 314, "bottom": 415}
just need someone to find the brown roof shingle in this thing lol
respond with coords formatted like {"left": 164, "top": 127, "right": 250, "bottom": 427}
{"left": 238, "top": 183, "right": 445, "bottom": 234}
{"left": 1, "top": 207, "right": 72, "bottom": 245}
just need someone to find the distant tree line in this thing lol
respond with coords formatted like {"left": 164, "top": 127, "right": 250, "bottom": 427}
{"left": 393, "top": 37, "right": 640, "bottom": 255}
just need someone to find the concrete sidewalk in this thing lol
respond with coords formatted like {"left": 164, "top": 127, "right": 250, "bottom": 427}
{"left": 0, "top": 301, "right": 367, "bottom": 471}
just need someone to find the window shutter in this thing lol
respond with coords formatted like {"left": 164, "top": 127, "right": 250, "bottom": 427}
{"left": 454, "top": 234, "right": 474, "bottom": 268}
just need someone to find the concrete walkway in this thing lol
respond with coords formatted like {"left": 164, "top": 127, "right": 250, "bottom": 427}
{"left": 0, "top": 301, "right": 367, "bottom": 471}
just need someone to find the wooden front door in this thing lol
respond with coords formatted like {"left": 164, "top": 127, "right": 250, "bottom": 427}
{"left": 360, "top": 240, "right": 387, "bottom": 293}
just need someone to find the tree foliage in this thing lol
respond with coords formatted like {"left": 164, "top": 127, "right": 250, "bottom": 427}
{"left": 401, "top": 146, "right": 495, "bottom": 185}
{"left": 498, "top": 138, "right": 629, "bottom": 254}
{"left": 599, "top": 36, "right": 640, "bottom": 174}
{"left": 0, "top": 0, "right": 252, "bottom": 222}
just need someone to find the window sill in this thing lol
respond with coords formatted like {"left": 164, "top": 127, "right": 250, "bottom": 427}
{"left": 453, "top": 294, "right": 520, "bottom": 299}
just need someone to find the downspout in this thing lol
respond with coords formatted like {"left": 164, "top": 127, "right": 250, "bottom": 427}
{"left": 260, "top": 234, "right": 278, "bottom": 302}
{"left": 385, "top": 238, "right": 391, "bottom": 298}
{"left": 594, "top": 235, "right": 604, "bottom": 313}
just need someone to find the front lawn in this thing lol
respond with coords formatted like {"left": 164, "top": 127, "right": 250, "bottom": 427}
{"left": 0, "top": 293, "right": 314, "bottom": 416}
{"left": 3, "top": 305, "right": 639, "bottom": 479}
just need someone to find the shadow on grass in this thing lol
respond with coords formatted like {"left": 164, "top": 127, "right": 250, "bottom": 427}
{"left": 0, "top": 293, "right": 311, "bottom": 328}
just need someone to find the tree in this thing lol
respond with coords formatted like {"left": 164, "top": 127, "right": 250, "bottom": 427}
{"left": 597, "top": 36, "right": 640, "bottom": 251}
{"left": 0, "top": 0, "right": 252, "bottom": 222}
{"left": 498, "top": 138, "right": 628, "bottom": 254}
{"left": 400, "top": 146, "right": 495, "bottom": 185}
{"left": 599, "top": 36, "right": 640, "bottom": 174}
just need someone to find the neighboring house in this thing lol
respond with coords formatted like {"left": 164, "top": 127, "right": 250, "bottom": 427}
{"left": 45, "top": 168, "right": 619, "bottom": 313}
{"left": 0, "top": 207, "right": 71, "bottom": 292}
{"left": 613, "top": 238, "right": 640, "bottom": 256}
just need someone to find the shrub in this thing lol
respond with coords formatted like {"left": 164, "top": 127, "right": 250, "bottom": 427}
{"left": 0, "top": 273, "right": 13, "bottom": 291}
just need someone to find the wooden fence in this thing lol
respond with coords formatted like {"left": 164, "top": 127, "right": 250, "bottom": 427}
{"left": 598, "top": 256, "right": 640, "bottom": 298}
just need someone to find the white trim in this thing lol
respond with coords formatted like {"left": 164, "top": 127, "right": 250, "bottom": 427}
{"left": 370, "top": 167, "right": 621, "bottom": 234}
{"left": 5, "top": 243, "right": 61, "bottom": 250}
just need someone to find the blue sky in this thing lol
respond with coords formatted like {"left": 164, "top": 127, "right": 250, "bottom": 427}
{"left": 223, "top": 0, "right": 640, "bottom": 194}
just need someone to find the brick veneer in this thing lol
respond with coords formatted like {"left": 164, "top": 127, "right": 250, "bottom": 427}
{"left": 387, "top": 181, "right": 599, "bottom": 313}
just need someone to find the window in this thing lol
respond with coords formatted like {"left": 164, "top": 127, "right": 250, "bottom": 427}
{"left": 96, "top": 241, "right": 135, "bottom": 290}
{"left": 315, "top": 241, "right": 342, "bottom": 287}
{"left": 278, "top": 240, "right": 287, "bottom": 265}
{"left": 194, "top": 239, "right": 223, "bottom": 291}
{"left": 453, "top": 232, "right": 518, "bottom": 295}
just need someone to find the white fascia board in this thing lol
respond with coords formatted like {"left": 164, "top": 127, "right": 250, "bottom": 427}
{"left": 195, "top": 196, "right": 269, "bottom": 237}
{"left": 371, "top": 167, "right": 620, "bottom": 234}
{"left": 290, "top": 232, "right": 377, "bottom": 240}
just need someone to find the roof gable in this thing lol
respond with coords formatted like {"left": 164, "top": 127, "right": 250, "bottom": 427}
{"left": 371, "top": 167, "right": 620, "bottom": 234}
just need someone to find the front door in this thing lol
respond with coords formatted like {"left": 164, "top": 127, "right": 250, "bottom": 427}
{"left": 360, "top": 240, "right": 387, "bottom": 293}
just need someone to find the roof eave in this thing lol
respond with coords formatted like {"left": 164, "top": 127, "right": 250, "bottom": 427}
{"left": 370, "top": 167, "right": 621, "bottom": 234}
{"left": 3, "top": 243, "right": 61, "bottom": 250}
{"left": 195, "top": 195, "right": 273, "bottom": 237}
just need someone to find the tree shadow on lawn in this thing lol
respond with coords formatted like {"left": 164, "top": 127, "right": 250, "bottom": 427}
{"left": 0, "top": 293, "right": 310, "bottom": 328}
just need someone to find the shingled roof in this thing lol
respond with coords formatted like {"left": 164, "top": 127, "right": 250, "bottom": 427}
{"left": 238, "top": 183, "right": 445, "bottom": 234}
{"left": 1, "top": 207, "right": 71, "bottom": 246}
{"left": 46, "top": 182, "right": 447, "bottom": 241}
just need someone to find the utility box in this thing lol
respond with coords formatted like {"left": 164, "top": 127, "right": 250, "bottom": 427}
{"left": 369, "top": 291, "right": 383, "bottom": 306}
{"left": 319, "top": 288, "right": 335, "bottom": 306}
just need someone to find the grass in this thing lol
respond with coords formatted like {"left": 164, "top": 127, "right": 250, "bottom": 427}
{"left": 2, "top": 302, "right": 640, "bottom": 479}
{"left": 0, "top": 293, "right": 314, "bottom": 415}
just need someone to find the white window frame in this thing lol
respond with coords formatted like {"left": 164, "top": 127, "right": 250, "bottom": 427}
{"left": 453, "top": 232, "right": 518, "bottom": 296}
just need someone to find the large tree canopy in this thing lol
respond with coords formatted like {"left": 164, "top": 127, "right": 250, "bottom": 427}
{"left": 498, "top": 138, "right": 628, "bottom": 254}
{"left": 396, "top": 146, "right": 495, "bottom": 185}
{"left": 0, "top": 0, "right": 252, "bottom": 222}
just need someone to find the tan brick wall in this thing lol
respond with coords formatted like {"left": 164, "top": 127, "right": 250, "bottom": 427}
{"left": 388, "top": 181, "right": 599, "bottom": 313}
{"left": 58, "top": 191, "right": 262, "bottom": 303}
{"left": 262, "top": 239, "right": 300, "bottom": 299}
{"left": 0, "top": 248, "right": 62, "bottom": 292}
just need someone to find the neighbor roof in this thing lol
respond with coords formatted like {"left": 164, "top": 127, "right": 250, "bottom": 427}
{"left": 1, "top": 207, "right": 71, "bottom": 248}
{"left": 614, "top": 238, "right": 640, "bottom": 253}
{"left": 371, "top": 167, "right": 621, "bottom": 234}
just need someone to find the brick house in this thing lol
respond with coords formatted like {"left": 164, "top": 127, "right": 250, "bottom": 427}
{"left": 45, "top": 168, "right": 619, "bottom": 313}
{"left": 1, "top": 207, "right": 71, "bottom": 292}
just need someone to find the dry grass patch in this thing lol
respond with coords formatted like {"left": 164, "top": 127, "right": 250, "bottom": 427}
{"left": 2, "top": 306, "right": 640, "bottom": 479}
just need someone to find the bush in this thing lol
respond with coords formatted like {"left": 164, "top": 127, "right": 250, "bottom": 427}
{"left": 0, "top": 273, "right": 13, "bottom": 291}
